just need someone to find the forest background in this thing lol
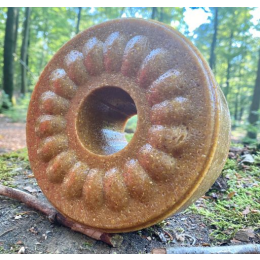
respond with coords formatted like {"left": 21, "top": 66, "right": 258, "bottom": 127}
{"left": 0, "top": 7, "right": 260, "bottom": 143}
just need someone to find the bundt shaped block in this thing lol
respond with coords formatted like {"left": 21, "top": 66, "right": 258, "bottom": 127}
{"left": 26, "top": 18, "right": 231, "bottom": 233}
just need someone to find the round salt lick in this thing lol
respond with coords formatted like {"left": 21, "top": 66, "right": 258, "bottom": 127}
{"left": 27, "top": 18, "right": 231, "bottom": 232}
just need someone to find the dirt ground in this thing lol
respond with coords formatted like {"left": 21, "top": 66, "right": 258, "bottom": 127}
{"left": 0, "top": 114, "right": 258, "bottom": 254}
{"left": 0, "top": 170, "right": 212, "bottom": 254}
{"left": 0, "top": 115, "right": 26, "bottom": 153}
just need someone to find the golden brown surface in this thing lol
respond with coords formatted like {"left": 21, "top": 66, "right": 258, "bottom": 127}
{"left": 26, "top": 18, "right": 231, "bottom": 232}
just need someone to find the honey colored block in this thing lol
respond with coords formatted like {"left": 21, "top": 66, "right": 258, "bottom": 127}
{"left": 26, "top": 18, "right": 231, "bottom": 233}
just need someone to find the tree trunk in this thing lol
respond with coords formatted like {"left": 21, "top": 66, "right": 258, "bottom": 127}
{"left": 247, "top": 49, "right": 260, "bottom": 139}
{"left": 3, "top": 7, "right": 19, "bottom": 103}
{"left": 76, "top": 7, "right": 82, "bottom": 34}
{"left": 14, "top": 8, "right": 20, "bottom": 54}
{"left": 225, "top": 30, "right": 234, "bottom": 99}
{"left": 234, "top": 63, "right": 242, "bottom": 123}
{"left": 151, "top": 7, "right": 157, "bottom": 19}
{"left": 209, "top": 7, "right": 218, "bottom": 71}
{"left": 39, "top": 8, "right": 49, "bottom": 74}
{"left": 159, "top": 7, "right": 164, "bottom": 22}
{"left": 21, "top": 7, "right": 31, "bottom": 95}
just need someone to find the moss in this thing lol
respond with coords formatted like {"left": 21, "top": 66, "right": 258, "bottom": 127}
{"left": 187, "top": 155, "right": 260, "bottom": 242}
{"left": 0, "top": 148, "right": 29, "bottom": 187}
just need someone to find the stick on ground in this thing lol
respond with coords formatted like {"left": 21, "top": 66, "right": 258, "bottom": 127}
{"left": 0, "top": 184, "right": 123, "bottom": 247}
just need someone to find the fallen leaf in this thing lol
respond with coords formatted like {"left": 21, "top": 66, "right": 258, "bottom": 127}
{"left": 235, "top": 173, "right": 242, "bottom": 179}
{"left": 240, "top": 154, "right": 254, "bottom": 164}
{"left": 29, "top": 227, "right": 38, "bottom": 234}
{"left": 242, "top": 206, "right": 250, "bottom": 215}
{"left": 202, "top": 243, "right": 211, "bottom": 247}
{"left": 227, "top": 191, "right": 236, "bottom": 199}
{"left": 175, "top": 233, "right": 185, "bottom": 242}
{"left": 18, "top": 246, "right": 25, "bottom": 254}
{"left": 15, "top": 215, "right": 22, "bottom": 220}
{"left": 234, "top": 228, "right": 255, "bottom": 242}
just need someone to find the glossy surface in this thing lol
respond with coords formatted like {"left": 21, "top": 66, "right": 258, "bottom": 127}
{"left": 26, "top": 18, "right": 231, "bottom": 232}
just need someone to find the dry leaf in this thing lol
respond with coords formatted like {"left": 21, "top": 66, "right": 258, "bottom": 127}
{"left": 242, "top": 206, "right": 250, "bottom": 215}
{"left": 234, "top": 228, "right": 255, "bottom": 242}
{"left": 227, "top": 191, "right": 236, "bottom": 199}
{"left": 175, "top": 233, "right": 185, "bottom": 242}
{"left": 18, "top": 246, "right": 25, "bottom": 254}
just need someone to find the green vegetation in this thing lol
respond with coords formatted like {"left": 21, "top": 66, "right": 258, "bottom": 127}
{"left": 0, "top": 148, "right": 29, "bottom": 187}
{"left": 125, "top": 115, "right": 138, "bottom": 142}
{"left": 187, "top": 153, "right": 260, "bottom": 242}
{"left": 1, "top": 93, "right": 30, "bottom": 122}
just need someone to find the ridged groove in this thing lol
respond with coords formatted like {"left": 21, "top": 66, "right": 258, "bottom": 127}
{"left": 150, "top": 97, "right": 189, "bottom": 125}
{"left": 50, "top": 69, "right": 78, "bottom": 100}
{"left": 35, "top": 32, "right": 193, "bottom": 213}
{"left": 104, "top": 32, "right": 127, "bottom": 72}
{"left": 37, "top": 134, "right": 69, "bottom": 162}
{"left": 103, "top": 168, "right": 129, "bottom": 211}
{"left": 82, "top": 37, "right": 104, "bottom": 75}
{"left": 137, "top": 144, "right": 176, "bottom": 181}
{"left": 40, "top": 91, "right": 70, "bottom": 115}
{"left": 121, "top": 35, "right": 151, "bottom": 77}
{"left": 123, "top": 159, "right": 154, "bottom": 202}
{"left": 46, "top": 150, "right": 77, "bottom": 183}
{"left": 138, "top": 48, "right": 173, "bottom": 88}
{"left": 148, "top": 125, "right": 188, "bottom": 153}
{"left": 64, "top": 50, "right": 88, "bottom": 86}
{"left": 35, "top": 115, "right": 66, "bottom": 138}
{"left": 83, "top": 169, "right": 104, "bottom": 210}
{"left": 147, "top": 69, "right": 182, "bottom": 106}
{"left": 62, "top": 162, "right": 89, "bottom": 198}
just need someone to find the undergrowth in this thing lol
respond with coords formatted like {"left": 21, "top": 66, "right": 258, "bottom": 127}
{"left": 187, "top": 155, "right": 260, "bottom": 242}
{"left": 0, "top": 148, "right": 29, "bottom": 187}
{"left": 1, "top": 94, "right": 30, "bottom": 123}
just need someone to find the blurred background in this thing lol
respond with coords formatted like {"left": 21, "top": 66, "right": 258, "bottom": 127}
{"left": 0, "top": 7, "right": 260, "bottom": 148}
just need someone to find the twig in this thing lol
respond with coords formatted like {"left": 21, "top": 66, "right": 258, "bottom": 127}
{"left": 183, "top": 234, "right": 196, "bottom": 245}
{"left": 0, "top": 184, "right": 123, "bottom": 247}
{"left": 152, "top": 244, "right": 260, "bottom": 254}
{"left": 0, "top": 227, "right": 16, "bottom": 237}
{"left": 162, "top": 229, "right": 173, "bottom": 241}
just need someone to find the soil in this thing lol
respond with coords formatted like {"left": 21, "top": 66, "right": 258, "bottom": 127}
{"left": 0, "top": 114, "right": 258, "bottom": 254}
{"left": 0, "top": 115, "right": 26, "bottom": 154}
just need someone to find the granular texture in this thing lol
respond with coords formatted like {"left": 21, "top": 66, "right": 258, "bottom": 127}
{"left": 26, "top": 18, "right": 231, "bottom": 232}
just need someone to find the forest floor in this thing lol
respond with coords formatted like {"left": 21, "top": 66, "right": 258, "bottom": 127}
{"left": 0, "top": 114, "right": 260, "bottom": 254}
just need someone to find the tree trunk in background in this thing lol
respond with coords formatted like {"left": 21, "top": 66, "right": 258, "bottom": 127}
{"left": 209, "top": 7, "right": 218, "bottom": 71}
{"left": 225, "top": 30, "right": 234, "bottom": 99}
{"left": 159, "top": 7, "right": 164, "bottom": 22}
{"left": 151, "top": 7, "right": 157, "bottom": 19}
{"left": 247, "top": 49, "right": 260, "bottom": 139}
{"left": 39, "top": 8, "right": 49, "bottom": 73}
{"left": 3, "top": 7, "right": 19, "bottom": 102}
{"left": 234, "top": 64, "right": 242, "bottom": 122}
{"left": 14, "top": 8, "right": 20, "bottom": 54}
{"left": 21, "top": 7, "right": 31, "bottom": 95}
{"left": 76, "top": 7, "right": 82, "bottom": 34}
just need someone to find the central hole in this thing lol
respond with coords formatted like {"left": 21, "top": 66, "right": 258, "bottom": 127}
{"left": 77, "top": 86, "right": 137, "bottom": 155}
